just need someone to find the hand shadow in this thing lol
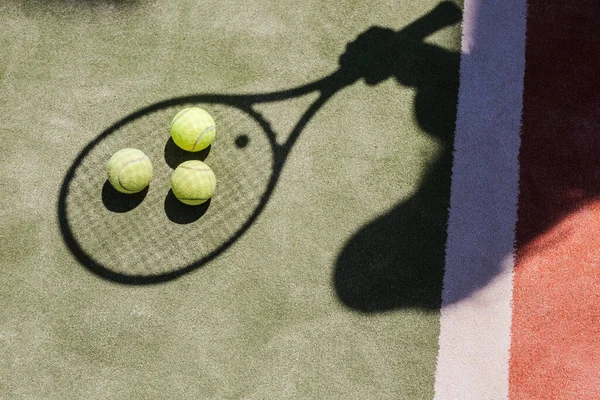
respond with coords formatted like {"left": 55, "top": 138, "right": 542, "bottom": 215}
{"left": 333, "top": 2, "right": 465, "bottom": 311}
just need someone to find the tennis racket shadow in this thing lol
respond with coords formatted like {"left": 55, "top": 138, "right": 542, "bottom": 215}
{"left": 58, "top": 2, "right": 468, "bottom": 293}
{"left": 57, "top": 60, "right": 355, "bottom": 286}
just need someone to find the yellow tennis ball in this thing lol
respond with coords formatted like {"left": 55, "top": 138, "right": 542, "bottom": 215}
{"left": 170, "top": 160, "right": 216, "bottom": 205}
{"left": 106, "top": 148, "right": 153, "bottom": 194}
{"left": 170, "top": 107, "right": 216, "bottom": 152}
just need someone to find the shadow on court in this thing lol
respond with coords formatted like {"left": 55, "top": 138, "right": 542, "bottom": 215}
{"left": 333, "top": 16, "right": 460, "bottom": 311}
{"left": 102, "top": 181, "right": 148, "bottom": 213}
{"left": 58, "top": 2, "right": 477, "bottom": 310}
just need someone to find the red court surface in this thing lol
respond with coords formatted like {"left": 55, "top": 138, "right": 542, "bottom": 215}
{"left": 511, "top": 0, "right": 600, "bottom": 397}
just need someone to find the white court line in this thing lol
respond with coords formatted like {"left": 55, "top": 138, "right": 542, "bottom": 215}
{"left": 434, "top": 0, "right": 527, "bottom": 398}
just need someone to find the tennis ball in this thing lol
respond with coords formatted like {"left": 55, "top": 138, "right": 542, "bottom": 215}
{"left": 171, "top": 160, "right": 216, "bottom": 205}
{"left": 170, "top": 107, "right": 216, "bottom": 152}
{"left": 107, "top": 148, "right": 153, "bottom": 194}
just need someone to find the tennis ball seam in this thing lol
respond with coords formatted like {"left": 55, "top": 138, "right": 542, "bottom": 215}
{"left": 117, "top": 156, "right": 151, "bottom": 192}
{"left": 191, "top": 126, "right": 216, "bottom": 151}
{"left": 170, "top": 108, "right": 194, "bottom": 128}
{"left": 177, "top": 196, "right": 211, "bottom": 201}
{"left": 177, "top": 165, "right": 214, "bottom": 172}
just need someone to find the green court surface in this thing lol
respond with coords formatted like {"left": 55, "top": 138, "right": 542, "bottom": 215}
{"left": 0, "top": 0, "right": 462, "bottom": 398}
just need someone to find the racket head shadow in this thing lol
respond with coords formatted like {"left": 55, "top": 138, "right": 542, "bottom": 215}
{"left": 58, "top": 97, "right": 277, "bottom": 284}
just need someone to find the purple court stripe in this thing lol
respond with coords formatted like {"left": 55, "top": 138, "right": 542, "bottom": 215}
{"left": 434, "top": 0, "right": 527, "bottom": 398}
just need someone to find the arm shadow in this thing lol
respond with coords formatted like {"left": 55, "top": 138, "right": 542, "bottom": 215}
{"left": 333, "top": 4, "right": 477, "bottom": 311}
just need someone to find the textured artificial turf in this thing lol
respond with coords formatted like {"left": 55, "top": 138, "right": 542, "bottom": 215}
{"left": 0, "top": 0, "right": 462, "bottom": 397}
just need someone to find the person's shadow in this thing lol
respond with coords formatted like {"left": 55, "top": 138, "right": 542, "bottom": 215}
{"left": 333, "top": 3, "right": 463, "bottom": 311}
